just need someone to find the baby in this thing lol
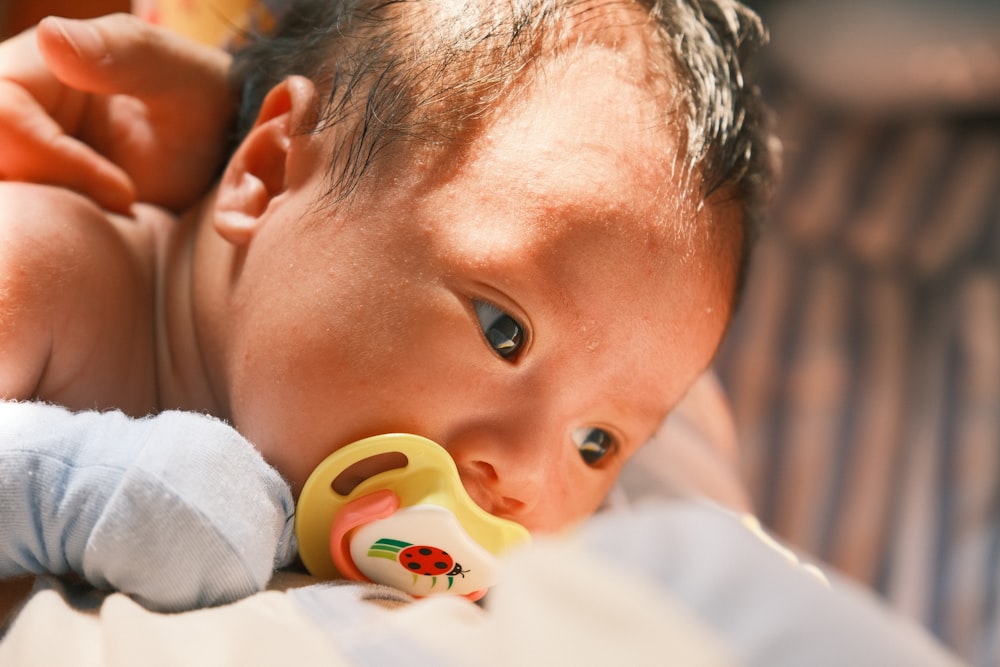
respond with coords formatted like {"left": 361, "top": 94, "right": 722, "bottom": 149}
{"left": 0, "top": 0, "right": 771, "bottom": 610}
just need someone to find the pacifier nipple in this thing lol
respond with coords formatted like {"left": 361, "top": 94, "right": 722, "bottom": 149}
{"left": 295, "top": 434, "right": 531, "bottom": 599}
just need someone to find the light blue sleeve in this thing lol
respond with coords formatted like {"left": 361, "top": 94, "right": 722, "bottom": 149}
{"left": 0, "top": 401, "right": 296, "bottom": 612}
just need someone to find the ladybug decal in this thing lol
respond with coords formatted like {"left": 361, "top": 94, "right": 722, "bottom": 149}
{"left": 368, "top": 538, "right": 469, "bottom": 589}
{"left": 400, "top": 545, "right": 463, "bottom": 576}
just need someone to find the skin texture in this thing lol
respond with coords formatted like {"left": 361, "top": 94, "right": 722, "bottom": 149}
{"left": 0, "top": 40, "right": 739, "bottom": 535}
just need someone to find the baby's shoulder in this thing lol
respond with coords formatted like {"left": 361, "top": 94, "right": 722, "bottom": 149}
{"left": 0, "top": 183, "right": 157, "bottom": 311}
{"left": 0, "top": 181, "right": 145, "bottom": 264}
{"left": 0, "top": 183, "right": 162, "bottom": 405}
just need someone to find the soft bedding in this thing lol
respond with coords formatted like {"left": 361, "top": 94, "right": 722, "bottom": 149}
{"left": 0, "top": 500, "right": 961, "bottom": 667}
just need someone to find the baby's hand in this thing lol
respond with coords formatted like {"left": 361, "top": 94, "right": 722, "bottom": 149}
{"left": 0, "top": 14, "right": 235, "bottom": 213}
{"left": 0, "top": 23, "right": 134, "bottom": 212}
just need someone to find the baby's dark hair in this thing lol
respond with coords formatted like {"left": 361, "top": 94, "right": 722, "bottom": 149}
{"left": 230, "top": 0, "right": 774, "bottom": 297}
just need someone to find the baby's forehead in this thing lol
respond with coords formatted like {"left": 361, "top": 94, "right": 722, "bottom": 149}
{"left": 310, "top": 0, "right": 690, "bottom": 212}
{"left": 392, "top": 43, "right": 716, "bottom": 271}
{"left": 410, "top": 0, "right": 679, "bottom": 141}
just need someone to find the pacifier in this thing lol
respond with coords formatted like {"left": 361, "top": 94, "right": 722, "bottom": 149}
{"left": 295, "top": 433, "right": 531, "bottom": 601}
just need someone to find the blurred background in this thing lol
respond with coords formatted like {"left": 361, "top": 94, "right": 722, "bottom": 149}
{"left": 2, "top": 0, "right": 999, "bottom": 664}
{"left": 2, "top": 0, "right": 128, "bottom": 37}
{"left": 719, "top": 1, "right": 1000, "bottom": 664}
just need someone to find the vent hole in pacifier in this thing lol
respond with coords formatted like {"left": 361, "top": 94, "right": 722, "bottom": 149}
{"left": 330, "top": 451, "right": 409, "bottom": 495}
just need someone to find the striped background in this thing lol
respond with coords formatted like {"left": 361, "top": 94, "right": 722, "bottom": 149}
{"left": 715, "top": 93, "right": 1000, "bottom": 664}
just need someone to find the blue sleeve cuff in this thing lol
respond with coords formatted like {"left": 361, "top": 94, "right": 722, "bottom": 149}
{"left": 0, "top": 402, "right": 295, "bottom": 611}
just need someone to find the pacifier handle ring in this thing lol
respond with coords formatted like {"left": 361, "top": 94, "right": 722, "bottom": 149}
{"left": 331, "top": 434, "right": 459, "bottom": 504}
{"left": 328, "top": 489, "right": 400, "bottom": 582}
{"left": 464, "top": 587, "right": 488, "bottom": 603}
{"left": 335, "top": 435, "right": 524, "bottom": 552}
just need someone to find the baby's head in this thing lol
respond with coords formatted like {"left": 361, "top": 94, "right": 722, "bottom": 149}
{"left": 196, "top": 0, "right": 772, "bottom": 532}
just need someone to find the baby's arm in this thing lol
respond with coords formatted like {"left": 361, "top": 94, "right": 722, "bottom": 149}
{"left": 0, "top": 401, "right": 296, "bottom": 612}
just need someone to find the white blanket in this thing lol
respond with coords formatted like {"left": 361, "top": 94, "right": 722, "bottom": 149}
{"left": 1, "top": 500, "right": 962, "bottom": 667}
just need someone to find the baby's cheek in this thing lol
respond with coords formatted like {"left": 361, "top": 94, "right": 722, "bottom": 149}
{"left": 228, "top": 408, "right": 322, "bottom": 499}
{"left": 530, "top": 483, "right": 614, "bottom": 533}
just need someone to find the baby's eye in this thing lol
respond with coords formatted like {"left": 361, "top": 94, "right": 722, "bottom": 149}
{"left": 472, "top": 299, "right": 524, "bottom": 360}
{"left": 572, "top": 427, "right": 615, "bottom": 466}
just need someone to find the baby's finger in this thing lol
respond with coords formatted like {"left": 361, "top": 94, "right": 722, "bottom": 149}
{"left": 0, "top": 81, "right": 135, "bottom": 212}
{"left": 36, "top": 14, "right": 231, "bottom": 101}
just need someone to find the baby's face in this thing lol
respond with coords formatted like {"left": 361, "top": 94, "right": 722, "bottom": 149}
{"left": 219, "top": 47, "right": 738, "bottom": 533}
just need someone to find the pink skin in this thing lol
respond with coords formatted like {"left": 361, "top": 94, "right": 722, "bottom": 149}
{"left": 158, "top": 47, "right": 740, "bottom": 534}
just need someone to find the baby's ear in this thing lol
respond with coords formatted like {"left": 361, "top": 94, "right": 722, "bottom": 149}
{"left": 214, "top": 76, "right": 317, "bottom": 245}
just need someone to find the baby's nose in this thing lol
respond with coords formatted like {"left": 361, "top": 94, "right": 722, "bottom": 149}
{"left": 447, "top": 428, "right": 563, "bottom": 524}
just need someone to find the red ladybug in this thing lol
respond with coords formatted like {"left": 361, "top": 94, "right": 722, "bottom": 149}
{"left": 399, "top": 545, "right": 466, "bottom": 577}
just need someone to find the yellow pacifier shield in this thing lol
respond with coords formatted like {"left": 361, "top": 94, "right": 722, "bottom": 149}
{"left": 295, "top": 433, "right": 531, "bottom": 590}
